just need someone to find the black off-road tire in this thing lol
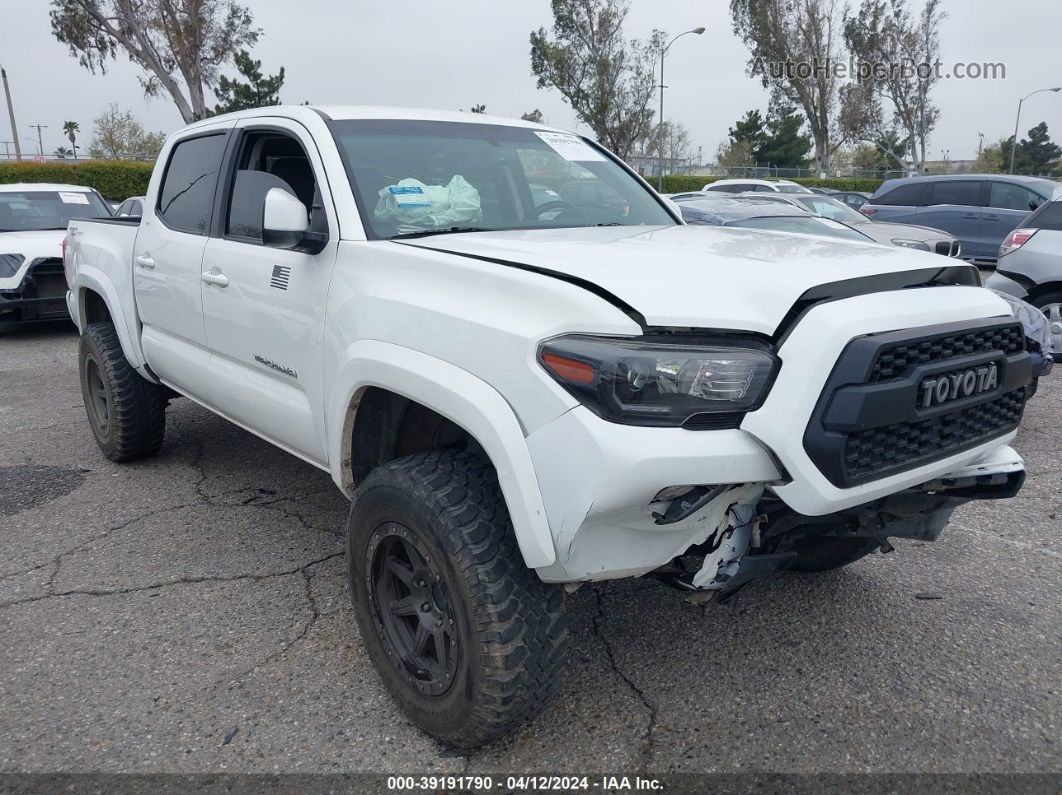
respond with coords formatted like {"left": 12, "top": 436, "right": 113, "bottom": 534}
{"left": 346, "top": 449, "right": 568, "bottom": 749}
{"left": 78, "top": 322, "right": 167, "bottom": 462}
{"left": 789, "top": 535, "right": 880, "bottom": 573}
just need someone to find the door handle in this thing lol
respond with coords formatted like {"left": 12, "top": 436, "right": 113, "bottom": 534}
{"left": 962, "top": 213, "right": 979, "bottom": 219}
{"left": 985, "top": 214, "right": 999, "bottom": 221}
{"left": 135, "top": 254, "right": 156, "bottom": 269}
{"left": 201, "top": 270, "right": 229, "bottom": 288}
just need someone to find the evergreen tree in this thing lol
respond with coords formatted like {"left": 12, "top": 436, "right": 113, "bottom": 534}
{"left": 210, "top": 51, "right": 285, "bottom": 116}
{"left": 759, "top": 105, "right": 812, "bottom": 168}
{"left": 729, "top": 110, "right": 767, "bottom": 157}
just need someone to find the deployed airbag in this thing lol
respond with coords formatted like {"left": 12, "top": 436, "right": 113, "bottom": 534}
{"left": 374, "top": 176, "right": 481, "bottom": 230}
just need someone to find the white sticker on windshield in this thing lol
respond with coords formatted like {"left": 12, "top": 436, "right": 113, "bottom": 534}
{"left": 58, "top": 192, "right": 90, "bottom": 205}
{"left": 534, "top": 131, "right": 605, "bottom": 162}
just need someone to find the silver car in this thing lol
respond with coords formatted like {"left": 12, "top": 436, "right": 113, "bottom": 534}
{"left": 741, "top": 192, "right": 962, "bottom": 257}
{"left": 985, "top": 197, "right": 1062, "bottom": 360}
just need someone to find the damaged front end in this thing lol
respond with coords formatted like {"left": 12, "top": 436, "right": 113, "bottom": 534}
{"left": 649, "top": 463, "right": 1025, "bottom": 599}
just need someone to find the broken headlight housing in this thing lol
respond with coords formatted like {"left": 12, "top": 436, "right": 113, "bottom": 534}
{"left": 538, "top": 335, "right": 779, "bottom": 427}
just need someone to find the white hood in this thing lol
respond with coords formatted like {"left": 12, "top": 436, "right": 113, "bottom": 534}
{"left": 407, "top": 224, "right": 970, "bottom": 335}
{"left": 0, "top": 230, "right": 65, "bottom": 290}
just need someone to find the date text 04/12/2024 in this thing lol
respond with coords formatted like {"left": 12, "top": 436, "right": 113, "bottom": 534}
{"left": 385, "top": 775, "right": 664, "bottom": 791}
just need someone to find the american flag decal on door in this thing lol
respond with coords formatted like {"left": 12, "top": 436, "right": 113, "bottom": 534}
{"left": 270, "top": 265, "right": 291, "bottom": 290}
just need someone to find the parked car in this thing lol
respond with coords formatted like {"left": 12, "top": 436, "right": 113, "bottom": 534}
{"left": 833, "top": 191, "right": 872, "bottom": 211}
{"left": 862, "top": 174, "right": 1060, "bottom": 262}
{"left": 808, "top": 186, "right": 839, "bottom": 195}
{"left": 663, "top": 191, "right": 710, "bottom": 201}
{"left": 986, "top": 196, "right": 1062, "bottom": 360}
{"left": 66, "top": 105, "right": 1036, "bottom": 749}
{"left": 702, "top": 178, "right": 813, "bottom": 194}
{"left": 115, "top": 196, "right": 146, "bottom": 217}
{"left": 675, "top": 194, "right": 876, "bottom": 243}
{"left": 0, "top": 183, "right": 111, "bottom": 327}
{"left": 741, "top": 192, "right": 961, "bottom": 256}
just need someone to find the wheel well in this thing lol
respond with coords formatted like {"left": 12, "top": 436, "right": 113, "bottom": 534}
{"left": 82, "top": 288, "right": 112, "bottom": 325}
{"left": 347, "top": 387, "right": 478, "bottom": 490}
{"left": 1027, "top": 282, "right": 1062, "bottom": 304}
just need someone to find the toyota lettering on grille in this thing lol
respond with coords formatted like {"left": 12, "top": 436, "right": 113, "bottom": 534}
{"left": 920, "top": 363, "right": 999, "bottom": 409}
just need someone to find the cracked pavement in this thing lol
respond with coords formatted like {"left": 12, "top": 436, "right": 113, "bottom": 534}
{"left": 1, "top": 323, "right": 1060, "bottom": 775}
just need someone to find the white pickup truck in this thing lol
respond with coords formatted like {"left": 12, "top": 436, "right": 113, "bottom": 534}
{"left": 65, "top": 106, "right": 1037, "bottom": 748}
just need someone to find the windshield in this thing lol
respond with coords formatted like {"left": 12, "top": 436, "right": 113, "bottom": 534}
{"left": 329, "top": 119, "right": 676, "bottom": 239}
{"left": 730, "top": 216, "right": 872, "bottom": 242}
{"left": 0, "top": 190, "right": 111, "bottom": 232}
{"left": 794, "top": 195, "right": 869, "bottom": 224}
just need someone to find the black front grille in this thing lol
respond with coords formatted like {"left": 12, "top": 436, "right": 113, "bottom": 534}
{"left": 869, "top": 324, "right": 1025, "bottom": 382}
{"left": 804, "top": 318, "right": 1032, "bottom": 488}
{"left": 935, "top": 241, "right": 952, "bottom": 256}
{"left": 843, "top": 388, "right": 1026, "bottom": 480}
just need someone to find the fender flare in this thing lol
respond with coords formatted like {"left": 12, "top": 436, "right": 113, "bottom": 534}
{"left": 327, "top": 340, "right": 557, "bottom": 569}
{"left": 74, "top": 267, "right": 147, "bottom": 372}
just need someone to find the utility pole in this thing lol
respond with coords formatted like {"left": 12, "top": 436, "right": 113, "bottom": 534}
{"left": 29, "top": 124, "right": 47, "bottom": 158}
{"left": 1, "top": 66, "right": 21, "bottom": 161}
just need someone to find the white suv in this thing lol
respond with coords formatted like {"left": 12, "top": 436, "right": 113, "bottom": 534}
{"left": 702, "top": 178, "right": 813, "bottom": 194}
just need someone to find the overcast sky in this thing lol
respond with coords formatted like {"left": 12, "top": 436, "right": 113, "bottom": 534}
{"left": 2, "top": 0, "right": 1060, "bottom": 163}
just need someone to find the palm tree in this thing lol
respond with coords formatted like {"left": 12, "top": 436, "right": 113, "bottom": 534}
{"left": 54, "top": 146, "right": 72, "bottom": 158}
{"left": 63, "top": 121, "right": 80, "bottom": 159}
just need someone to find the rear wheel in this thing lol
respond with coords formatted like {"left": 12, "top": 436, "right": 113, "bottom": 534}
{"left": 346, "top": 450, "right": 568, "bottom": 748}
{"left": 1032, "top": 291, "right": 1062, "bottom": 359}
{"left": 78, "top": 322, "right": 167, "bottom": 462}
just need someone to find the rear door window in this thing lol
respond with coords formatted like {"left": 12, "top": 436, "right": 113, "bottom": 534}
{"left": 988, "top": 181, "right": 1043, "bottom": 212}
{"left": 927, "top": 180, "right": 984, "bottom": 207}
{"left": 157, "top": 133, "right": 228, "bottom": 234}
{"left": 875, "top": 182, "right": 927, "bottom": 206}
{"left": 1024, "top": 200, "right": 1062, "bottom": 231}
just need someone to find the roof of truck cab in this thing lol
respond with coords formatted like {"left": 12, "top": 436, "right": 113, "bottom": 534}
{"left": 187, "top": 104, "right": 570, "bottom": 133}
{"left": 0, "top": 183, "right": 95, "bottom": 193}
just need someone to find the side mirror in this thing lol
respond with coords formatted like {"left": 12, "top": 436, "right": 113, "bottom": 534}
{"left": 262, "top": 187, "right": 309, "bottom": 249}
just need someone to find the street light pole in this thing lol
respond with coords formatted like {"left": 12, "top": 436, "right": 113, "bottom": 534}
{"left": 1009, "top": 87, "right": 1061, "bottom": 174}
{"left": 657, "top": 27, "right": 705, "bottom": 191}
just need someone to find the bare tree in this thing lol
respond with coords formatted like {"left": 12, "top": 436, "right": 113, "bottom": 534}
{"left": 530, "top": 0, "right": 664, "bottom": 159}
{"left": 637, "top": 120, "right": 692, "bottom": 164}
{"left": 87, "top": 103, "right": 166, "bottom": 160}
{"left": 716, "top": 139, "right": 755, "bottom": 169}
{"left": 730, "top": 0, "right": 847, "bottom": 174}
{"left": 50, "top": 0, "right": 259, "bottom": 123}
{"left": 841, "top": 0, "right": 944, "bottom": 174}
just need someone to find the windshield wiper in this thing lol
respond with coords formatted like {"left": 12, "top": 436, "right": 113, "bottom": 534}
{"left": 389, "top": 226, "right": 491, "bottom": 240}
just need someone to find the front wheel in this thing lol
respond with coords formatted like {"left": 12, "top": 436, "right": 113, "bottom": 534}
{"left": 346, "top": 450, "right": 568, "bottom": 749}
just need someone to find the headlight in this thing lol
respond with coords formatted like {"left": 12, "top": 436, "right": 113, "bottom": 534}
{"left": 0, "top": 254, "right": 25, "bottom": 278}
{"left": 538, "top": 335, "right": 779, "bottom": 427}
{"left": 988, "top": 289, "right": 1052, "bottom": 354}
{"left": 891, "top": 239, "right": 930, "bottom": 251}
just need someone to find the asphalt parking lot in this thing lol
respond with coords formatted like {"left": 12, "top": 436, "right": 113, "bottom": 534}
{"left": 1, "top": 322, "right": 1059, "bottom": 778}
